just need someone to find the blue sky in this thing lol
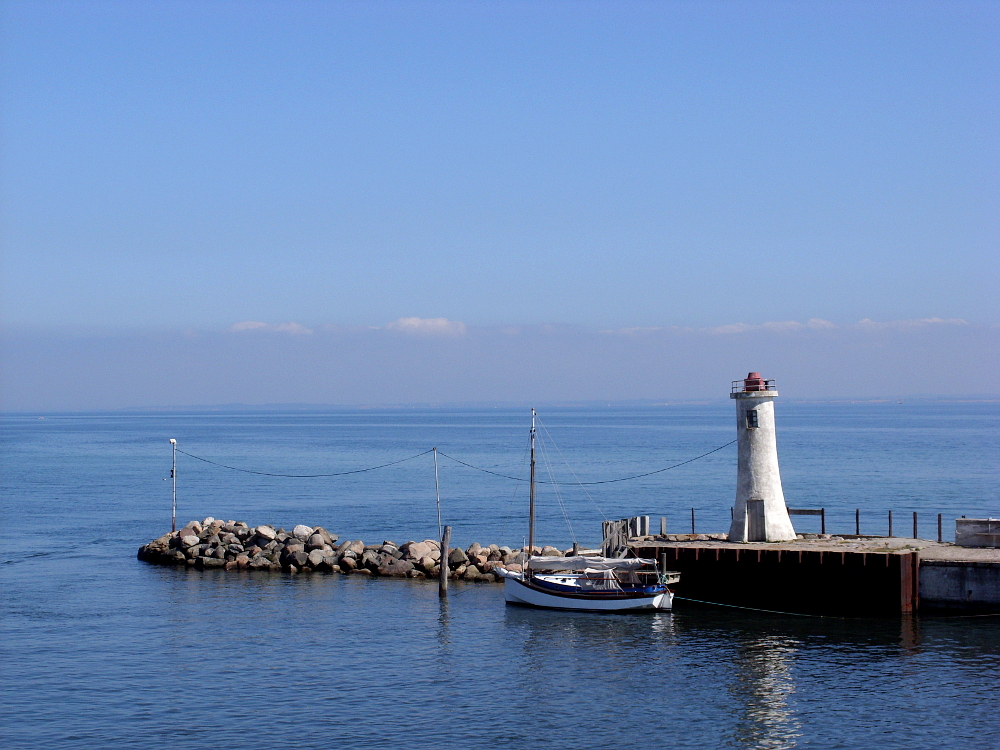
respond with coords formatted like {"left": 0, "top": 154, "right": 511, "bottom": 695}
{"left": 1, "top": 1, "right": 997, "bottom": 408}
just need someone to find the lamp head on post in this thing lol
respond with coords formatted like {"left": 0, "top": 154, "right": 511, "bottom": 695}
{"left": 169, "top": 439, "right": 176, "bottom": 445}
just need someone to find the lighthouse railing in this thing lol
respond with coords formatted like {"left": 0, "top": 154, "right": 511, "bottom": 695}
{"left": 731, "top": 379, "right": 777, "bottom": 393}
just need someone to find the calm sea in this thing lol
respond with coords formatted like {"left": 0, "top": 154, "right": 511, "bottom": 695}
{"left": 2, "top": 403, "right": 998, "bottom": 749}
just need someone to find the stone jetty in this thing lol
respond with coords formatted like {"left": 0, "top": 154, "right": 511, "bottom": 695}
{"left": 137, "top": 517, "right": 570, "bottom": 582}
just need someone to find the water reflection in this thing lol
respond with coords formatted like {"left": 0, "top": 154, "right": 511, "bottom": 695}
{"left": 728, "top": 635, "right": 802, "bottom": 750}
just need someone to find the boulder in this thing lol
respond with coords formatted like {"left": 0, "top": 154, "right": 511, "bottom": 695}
{"left": 346, "top": 540, "right": 365, "bottom": 555}
{"left": 235, "top": 553, "right": 250, "bottom": 569}
{"left": 340, "top": 556, "right": 357, "bottom": 571}
{"left": 306, "top": 534, "right": 326, "bottom": 550}
{"left": 201, "top": 556, "right": 226, "bottom": 568}
{"left": 307, "top": 549, "right": 326, "bottom": 568}
{"left": 401, "top": 541, "right": 432, "bottom": 561}
{"left": 467, "top": 542, "right": 482, "bottom": 556}
{"left": 286, "top": 551, "right": 310, "bottom": 568}
{"left": 283, "top": 541, "right": 305, "bottom": 554}
{"left": 180, "top": 534, "right": 199, "bottom": 548}
{"left": 377, "top": 559, "right": 414, "bottom": 577}
{"left": 418, "top": 556, "right": 437, "bottom": 571}
{"left": 312, "top": 527, "right": 336, "bottom": 545}
{"left": 292, "top": 524, "right": 313, "bottom": 541}
{"left": 449, "top": 548, "right": 469, "bottom": 566}
{"left": 540, "top": 546, "right": 561, "bottom": 557}
{"left": 255, "top": 525, "right": 277, "bottom": 541}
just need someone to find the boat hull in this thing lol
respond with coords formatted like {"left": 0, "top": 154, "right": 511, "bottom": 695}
{"left": 501, "top": 571, "right": 673, "bottom": 612}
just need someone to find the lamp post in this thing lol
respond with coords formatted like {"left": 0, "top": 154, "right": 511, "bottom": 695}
{"left": 169, "top": 439, "right": 177, "bottom": 532}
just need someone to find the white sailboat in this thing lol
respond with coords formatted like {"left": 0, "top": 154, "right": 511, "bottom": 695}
{"left": 497, "top": 409, "right": 678, "bottom": 612}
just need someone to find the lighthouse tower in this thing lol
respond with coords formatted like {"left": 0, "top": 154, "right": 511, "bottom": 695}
{"left": 727, "top": 372, "right": 796, "bottom": 543}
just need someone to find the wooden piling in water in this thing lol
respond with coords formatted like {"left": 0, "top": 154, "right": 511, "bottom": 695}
{"left": 938, "top": 513, "right": 943, "bottom": 543}
{"left": 439, "top": 525, "right": 451, "bottom": 598}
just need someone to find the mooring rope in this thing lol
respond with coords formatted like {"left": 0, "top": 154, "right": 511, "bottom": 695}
{"left": 174, "top": 447, "right": 434, "bottom": 478}
{"left": 673, "top": 596, "right": 843, "bottom": 619}
{"left": 436, "top": 439, "right": 737, "bottom": 485}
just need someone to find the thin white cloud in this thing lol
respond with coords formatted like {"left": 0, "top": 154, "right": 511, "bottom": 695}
{"left": 228, "top": 321, "right": 313, "bottom": 335}
{"left": 385, "top": 317, "right": 466, "bottom": 336}
{"left": 710, "top": 320, "right": 818, "bottom": 334}
{"left": 600, "top": 326, "right": 665, "bottom": 336}
{"left": 855, "top": 317, "right": 968, "bottom": 330}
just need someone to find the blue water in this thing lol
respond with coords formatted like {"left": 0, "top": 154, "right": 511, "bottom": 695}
{"left": 2, "top": 403, "right": 999, "bottom": 749}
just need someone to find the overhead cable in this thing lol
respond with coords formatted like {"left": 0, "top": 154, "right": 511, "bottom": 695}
{"left": 435, "top": 439, "right": 737, "bottom": 485}
{"left": 174, "top": 448, "right": 434, "bottom": 478}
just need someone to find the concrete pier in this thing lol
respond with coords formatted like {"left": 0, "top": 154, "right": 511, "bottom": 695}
{"left": 631, "top": 536, "right": 1000, "bottom": 616}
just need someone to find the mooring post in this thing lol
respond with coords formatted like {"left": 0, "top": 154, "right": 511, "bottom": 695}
{"left": 821, "top": 508, "right": 826, "bottom": 535}
{"left": 572, "top": 542, "right": 579, "bottom": 556}
{"left": 888, "top": 510, "right": 893, "bottom": 538}
{"left": 855, "top": 508, "right": 860, "bottom": 536}
{"left": 169, "top": 439, "right": 177, "bottom": 533}
{"left": 660, "top": 516, "right": 666, "bottom": 535}
{"left": 913, "top": 511, "right": 918, "bottom": 540}
{"left": 937, "top": 513, "right": 943, "bottom": 543}
{"left": 690, "top": 508, "right": 695, "bottom": 534}
{"left": 660, "top": 552, "right": 667, "bottom": 575}
{"left": 439, "top": 525, "right": 451, "bottom": 598}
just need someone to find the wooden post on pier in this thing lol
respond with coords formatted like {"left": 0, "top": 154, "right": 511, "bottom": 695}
{"left": 937, "top": 513, "right": 943, "bottom": 543}
{"left": 572, "top": 542, "right": 579, "bottom": 555}
{"left": 855, "top": 509, "right": 860, "bottom": 536}
{"left": 888, "top": 510, "right": 894, "bottom": 538}
{"left": 821, "top": 508, "right": 826, "bottom": 535}
{"left": 660, "top": 517, "right": 666, "bottom": 535}
{"left": 690, "top": 508, "right": 695, "bottom": 534}
{"left": 439, "top": 525, "right": 451, "bottom": 598}
{"left": 913, "top": 511, "right": 918, "bottom": 539}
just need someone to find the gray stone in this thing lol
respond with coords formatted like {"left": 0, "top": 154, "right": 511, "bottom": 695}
{"left": 418, "top": 556, "right": 437, "bottom": 571}
{"left": 540, "top": 546, "right": 561, "bottom": 557}
{"left": 307, "top": 549, "right": 325, "bottom": 567}
{"left": 292, "top": 524, "right": 313, "bottom": 541}
{"left": 284, "top": 551, "right": 309, "bottom": 568}
{"left": 255, "top": 525, "right": 277, "bottom": 541}
{"left": 378, "top": 559, "right": 414, "bottom": 577}
{"left": 180, "top": 534, "right": 199, "bottom": 548}
{"left": 449, "top": 548, "right": 469, "bottom": 566}
{"left": 226, "top": 544, "right": 244, "bottom": 554}
{"left": 467, "top": 542, "right": 482, "bottom": 556}
{"left": 401, "top": 541, "right": 432, "bottom": 560}
{"left": 340, "top": 556, "right": 357, "bottom": 571}
{"left": 346, "top": 540, "right": 365, "bottom": 555}
{"left": 306, "top": 533, "right": 326, "bottom": 550}
{"left": 202, "top": 556, "right": 226, "bottom": 568}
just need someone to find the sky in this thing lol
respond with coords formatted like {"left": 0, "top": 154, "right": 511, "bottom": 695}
{"left": 1, "top": 0, "right": 998, "bottom": 409}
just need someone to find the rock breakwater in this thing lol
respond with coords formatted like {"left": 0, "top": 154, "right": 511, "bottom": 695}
{"left": 138, "top": 517, "right": 572, "bottom": 582}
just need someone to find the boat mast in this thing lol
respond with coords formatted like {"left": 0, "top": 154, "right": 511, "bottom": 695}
{"left": 528, "top": 408, "right": 536, "bottom": 555}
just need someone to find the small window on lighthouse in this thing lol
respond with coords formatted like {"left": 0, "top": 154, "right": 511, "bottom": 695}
{"left": 746, "top": 410, "right": 759, "bottom": 429}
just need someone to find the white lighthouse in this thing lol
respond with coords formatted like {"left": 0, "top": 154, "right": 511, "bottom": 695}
{"left": 727, "top": 372, "right": 796, "bottom": 543}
